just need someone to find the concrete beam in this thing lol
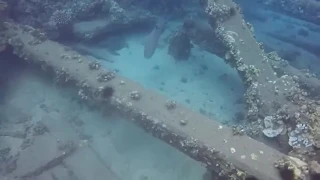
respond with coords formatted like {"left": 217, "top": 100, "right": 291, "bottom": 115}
{"left": 6, "top": 23, "right": 284, "bottom": 180}
{"left": 171, "top": 20, "right": 320, "bottom": 101}
{"left": 201, "top": 0, "right": 302, "bottom": 122}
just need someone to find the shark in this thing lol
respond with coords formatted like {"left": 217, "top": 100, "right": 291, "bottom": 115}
{"left": 143, "top": 19, "right": 167, "bottom": 59}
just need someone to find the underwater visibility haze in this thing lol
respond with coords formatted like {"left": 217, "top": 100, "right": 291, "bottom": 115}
{"left": 1, "top": 0, "right": 320, "bottom": 179}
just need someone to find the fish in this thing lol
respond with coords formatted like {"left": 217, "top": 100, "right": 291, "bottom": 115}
{"left": 144, "top": 19, "right": 167, "bottom": 59}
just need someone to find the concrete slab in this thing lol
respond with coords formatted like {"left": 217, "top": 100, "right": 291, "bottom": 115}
{"left": 41, "top": 112, "right": 80, "bottom": 144}
{"left": 50, "top": 165, "right": 72, "bottom": 180}
{"left": 5, "top": 95, "right": 121, "bottom": 179}
{"left": 89, "top": 135, "right": 126, "bottom": 178}
{"left": 35, "top": 172, "right": 54, "bottom": 180}
{"left": 64, "top": 147, "right": 121, "bottom": 180}
{"left": 34, "top": 165, "right": 72, "bottom": 180}
{"left": 13, "top": 134, "right": 61, "bottom": 177}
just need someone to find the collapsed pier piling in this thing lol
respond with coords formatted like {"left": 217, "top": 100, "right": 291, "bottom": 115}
{"left": 5, "top": 22, "right": 285, "bottom": 180}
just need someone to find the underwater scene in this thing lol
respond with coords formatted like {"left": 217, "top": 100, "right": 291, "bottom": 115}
{"left": 1, "top": 0, "right": 320, "bottom": 179}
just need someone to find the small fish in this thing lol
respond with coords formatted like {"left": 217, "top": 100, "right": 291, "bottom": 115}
{"left": 144, "top": 19, "right": 167, "bottom": 59}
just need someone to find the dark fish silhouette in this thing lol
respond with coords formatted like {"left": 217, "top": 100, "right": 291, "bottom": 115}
{"left": 144, "top": 19, "right": 167, "bottom": 59}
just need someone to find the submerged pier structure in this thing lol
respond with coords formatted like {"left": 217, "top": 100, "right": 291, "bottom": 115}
{"left": 5, "top": 22, "right": 285, "bottom": 180}
{"left": 3, "top": 0, "right": 320, "bottom": 179}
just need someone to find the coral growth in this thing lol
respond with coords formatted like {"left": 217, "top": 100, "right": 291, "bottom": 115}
{"left": 8, "top": 0, "right": 105, "bottom": 39}
{"left": 50, "top": 10, "right": 73, "bottom": 27}
{"left": 205, "top": 0, "right": 236, "bottom": 25}
{"left": 168, "top": 30, "right": 193, "bottom": 61}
